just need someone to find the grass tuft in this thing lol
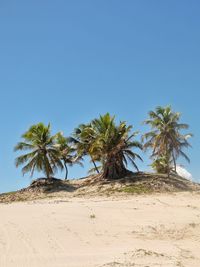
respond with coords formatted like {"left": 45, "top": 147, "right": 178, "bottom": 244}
{"left": 120, "top": 184, "right": 151, "bottom": 194}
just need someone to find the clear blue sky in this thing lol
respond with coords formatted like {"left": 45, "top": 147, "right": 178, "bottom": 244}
{"left": 0, "top": 0, "right": 199, "bottom": 193}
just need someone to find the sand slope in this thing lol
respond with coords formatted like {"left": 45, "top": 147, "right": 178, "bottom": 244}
{"left": 0, "top": 192, "right": 200, "bottom": 267}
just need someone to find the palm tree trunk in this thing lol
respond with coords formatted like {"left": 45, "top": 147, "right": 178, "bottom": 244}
{"left": 165, "top": 144, "right": 170, "bottom": 178}
{"left": 44, "top": 151, "right": 51, "bottom": 179}
{"left": 167, "top": 156, "right": 170, "bottom": 177}
{"left": 91, "top": 158, "right": 99, "bottom": 174}
{"left": 102, "top": 156, "right": 127, "bottom": 180}
{"left": 64, "top": 161, "right": 68, "bottom": 180}
{"left": 172, "top": 151, "right": 177, "bottom": 173}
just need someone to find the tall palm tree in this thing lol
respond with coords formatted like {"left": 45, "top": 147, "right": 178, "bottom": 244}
{"left": 73, "top": 113, "right": 143, "bottom": 180}
{"left": 14, "top": 123, "right": 63, "bottom": 179}
{"left": 143, "top": 106, "right": 192, "bottom": 175}
{"left": 55, "top": 132, "right": 83, "bottom": 180}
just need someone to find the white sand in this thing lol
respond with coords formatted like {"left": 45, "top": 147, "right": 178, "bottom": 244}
{"left": 0, "top": 192, "right": 200, "bottom": 267}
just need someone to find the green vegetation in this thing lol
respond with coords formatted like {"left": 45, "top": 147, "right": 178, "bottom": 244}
{"left": 55, "top": 132, "right": 83, "bottom": 180}
{"left": 69, "top": 123, "right": 101, "bottom": 174}
{"left": 70, "top": 113, "right": 143, "bottom": 180}
{"left": 14, "top": 106, "right": 192, "bottom": 182}
{"left": 14, "top": 123, "right": 81, "bottom": 180}
{"left": 142, "top": 106, "right": 192, "bottom": 176}
{"left": 14, "top": 123, "right": 63, "bottom": 179}
{"left": 120, "top": 184, "right": 151, "bottom": 194}
{"left": 151, "top": 155, "right": 172, "bottom": 175}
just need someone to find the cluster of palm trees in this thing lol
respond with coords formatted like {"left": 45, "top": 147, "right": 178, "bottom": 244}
{"left": 15, "top": 106, "right": 192, "bottom": 181}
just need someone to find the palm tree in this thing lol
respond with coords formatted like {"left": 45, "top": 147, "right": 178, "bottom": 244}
{"left": 73, "top": 113, "right": 143, "bottom": 180}
{"left": 151, "top": 154, "right": 172, "bottom": 174}
{"left": 143, "top": 106, "right": 192, "bottom": 176}
{"left": 14, "top": 123, "right": 63, "bottom": 179}
{"left": 69, "top": 124, "right": 100, "bottom": 174}
{"left": 55, "top": 132, "right": 83, "bottom": 180}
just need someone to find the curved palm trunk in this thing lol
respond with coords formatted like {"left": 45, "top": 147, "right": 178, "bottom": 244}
{"left": 166, "top": 156, "right": 170, "bottom": 177}
{"left": 91, "top": 158, "right": 100, "bottom": 174}
{"left": 64, "top": 161, "right": 68, "bottom": 180}
{"left": 172, "top": 151, "right": 177, "bottom": 173}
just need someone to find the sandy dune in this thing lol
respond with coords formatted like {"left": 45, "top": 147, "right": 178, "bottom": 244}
{"left": 0, "top": 192, "right": 200, "bottom": 267}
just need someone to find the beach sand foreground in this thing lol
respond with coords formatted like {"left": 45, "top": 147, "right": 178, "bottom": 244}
{"left": 0, "top": 192, "right": 200, "bottom": 267}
